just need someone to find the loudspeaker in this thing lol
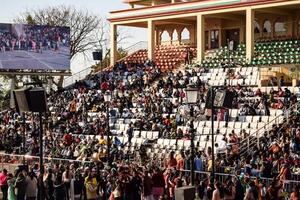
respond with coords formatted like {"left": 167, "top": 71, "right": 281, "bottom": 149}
{"left": 93, "top": 50, "right": 102, "bottom": 61}
{"left": 13, "top": 87, "right": 47, "bottom": 113}
{"left": 214, "top": 90, "right": 235, "bottom": 108}
{"left": 205, "top": 89, "right": 234, "bottom": 109}
{"left": 28, "top": 87, "right": 47, "bottom": 112}
{"left": 175, "top": 186, "right": 195, "bottom": 200}
{"left": 13, "top": 88, "right": 31, "bottom": 112}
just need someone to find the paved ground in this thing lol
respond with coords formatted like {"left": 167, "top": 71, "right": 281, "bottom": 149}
{"left": 0, "top": 47, "right": 70, "bottom": 70}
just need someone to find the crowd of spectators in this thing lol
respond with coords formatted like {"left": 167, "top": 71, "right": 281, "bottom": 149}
{"left": 0, "top": 55, "right": 300, "bottom": 199}
{"left": 0, "top": 24, "right": 69, "bottom": 53}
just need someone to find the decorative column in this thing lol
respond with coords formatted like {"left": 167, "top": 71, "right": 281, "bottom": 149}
{"left": 148, "top": 20, "right": 155, "bottom": 60}
{"left": 246, "top": 8, "right": 254, "bottom": 63}
{"left": 197, "top": 14, "right": 205, "bottom": 62}
{"left": 178, "top": 29, "right": 182, "bottom": 45}
{"left": 110, "top": 23, "right": 117, "bottom": 66}
{"left": 168, "top": 29, "right": 173, "bottom": 45}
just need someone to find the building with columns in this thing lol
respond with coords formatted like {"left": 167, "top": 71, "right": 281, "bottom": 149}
{"left": 108, "top": 0, "right": 300, "bottom": 67}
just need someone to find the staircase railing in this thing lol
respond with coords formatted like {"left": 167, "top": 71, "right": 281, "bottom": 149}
{"left": 125, "top": 41, "right": 147, "bottom": 55}
{"left": 63, "top": 67, "right": 92, "bottom": 88}
{"left": 239, "top": 102, "right": 300, "bottom": 157}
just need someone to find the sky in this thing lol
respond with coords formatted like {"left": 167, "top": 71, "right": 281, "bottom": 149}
{"left": 0, "top": 0, "right": 147, "bottom": 72}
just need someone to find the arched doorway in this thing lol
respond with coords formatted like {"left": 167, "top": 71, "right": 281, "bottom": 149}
{"left": 161, "top": 30, "right": 171, "bottom": 44}
{"left": 263, "top": 20, "right": 272, "bottom": 38}
{"left": 181, "top": 27, "right": 190, "bottom": 44}
{"left": 274, "top": 17, "right": 287, "bottom": 37}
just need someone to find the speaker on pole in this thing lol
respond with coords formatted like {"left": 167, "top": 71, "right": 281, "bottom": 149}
{"left": 13, "top": 88, "right": 31, "bottom": 113}
{"left": 93, "top": 50, "right": 103, "bottom": 61}
{"left": 205, "top": 88, "right": 234, "bottom": 109}
{"left": 13, "top": 87, "right": 47, "bottom": 113}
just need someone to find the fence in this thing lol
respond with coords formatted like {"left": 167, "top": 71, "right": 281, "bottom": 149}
{"left": 0, "top": 153, "right": 92, "bottom": 172}
{"left": 180, "top": 169, "right": 300, "bottom": 195}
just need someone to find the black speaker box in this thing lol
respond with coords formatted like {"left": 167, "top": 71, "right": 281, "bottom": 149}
{"left": 28, "top": 87, "right": 47, "bottom": 112}
{"left": 205, "top": 89, "right": 234, "bottom": 109}
{"left": 13, "top": 87, "right": 47, "bottom": 113}
{"left": 93, "top": 50, "right": 102, "bottom": 61}
{"left": 175, "top": 186, "right": 195, "bottom": 200}
{"left": 13, "top": 88, "right": 31, "bottom": 112}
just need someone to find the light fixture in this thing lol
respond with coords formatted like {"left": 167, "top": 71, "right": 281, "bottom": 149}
{"left": 185, "top": 87, "right": 198, "bottom": 104}
{"left": 103, "top": 91, "right": 112, "bottom": 102}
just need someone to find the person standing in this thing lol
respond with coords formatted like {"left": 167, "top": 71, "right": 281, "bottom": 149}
{"left": 62, "top": 166, "right": 73, "bottom": 200}
{"left": 7, "top": 173, "right": 16, "bottom": 200}
{"left": 127, "top": 123, "right": 134, "bottom": 145}
{"left": 15, "top": 172, "right": 27, "bottom": 200}
{"left": 84, "top": 168, "right": 98, "bottom": 200}
{"left": 142, "top": 171, "right": 153, "bottom": 200}
{"left": 54, "top": 173, "right": 66, "bottom": 200}
{"left": 0, "top": 169, "right": 8, "bottom": 200}
{"left": 25, "top": 172, "right": 37, "bottom": 200}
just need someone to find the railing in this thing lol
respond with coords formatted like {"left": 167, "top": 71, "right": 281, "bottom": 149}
{"left": 239, "top": 102, "right": 300, "bottom": 157}
{"left": 0, "top": 153, "right": 92, "bottom": 171}
{"left": 63, "top": 67, "right": 92, "bottom": 88}
{"left": 125, "top": 41, "right": 147, "bottom": 55}
{"left": 180, "top": 170, "right": 300, "bottom": 195}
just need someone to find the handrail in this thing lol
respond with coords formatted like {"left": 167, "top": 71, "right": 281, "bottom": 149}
{"left": 124, "top": 41, "right": 147, "bottom": 55}
{"left": 63, "top": 67, "right": 92, "bottom": 87}
{"left": 239, "top": 102, "right": 300, "bottom": 155}
{"left": 0, "top": 152, "right": 93, "bottom": 163}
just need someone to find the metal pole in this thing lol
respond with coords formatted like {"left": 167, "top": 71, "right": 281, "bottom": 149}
{"left": 39, "top": 112, "right": 44, "bottom": 200}
{"left": 22, "top": 112, "right": 26, "bottom": 165}
{"left": 211, "top": 86, "right": 215, "bottom": 177}
{"left": 106, "top": 104, "right": 110, "bottom": 166}
{"left": 190, "top": 120, "right": 195, "bottom": 186}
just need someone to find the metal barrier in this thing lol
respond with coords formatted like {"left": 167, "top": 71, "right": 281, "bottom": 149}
{"left": 0, "top": 153, "right": 92, "bottom": 172}
{"left": 180, "top": 169, "right": 300, "bottom": 195}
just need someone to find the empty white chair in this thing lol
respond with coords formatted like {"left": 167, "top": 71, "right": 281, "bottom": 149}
{"left": 152, "top": 131, "right": 159, "bottom": 139}
{"left": 146, "top": 131, "right": 153, "bottom": 139}
{"left": 253, "top": 116, "right": 260, "bottom": 123}
{"left": 163, "top": 139, "right": 170, "bottom": 146}
{"left": 228, "top": 122, "right": 235, "bottom": 129}
{"left": 177, "top": 140, "right": 184, "bottom": 148}
{"left": 141, "top": 131, "right": 147, "bottom": 138}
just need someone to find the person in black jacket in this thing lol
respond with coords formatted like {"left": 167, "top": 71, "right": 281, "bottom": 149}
{"left": 74, "top": 170, "right": 84, "bottom": 200}
{"left": 15, "top": 171, "right": 27, "bottom": 200}
{"left": 54, "top": 173, "right": 66, "bottom": 200}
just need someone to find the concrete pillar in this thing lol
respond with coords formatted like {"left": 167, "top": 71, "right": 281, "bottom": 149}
{"left": 10, "top": 76, "right": 16, "bottom": 109}
{"left": 246, "top": 8, "right": 254, "bottom": 63}
{"left": 148, "top": 20, "right": 155, "bottom": 60}
{"left": 197, "top": 14, "right": 205, "bottom": 62}
{"left": 110, "top": 23, "right": 117, "bottom": 66}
